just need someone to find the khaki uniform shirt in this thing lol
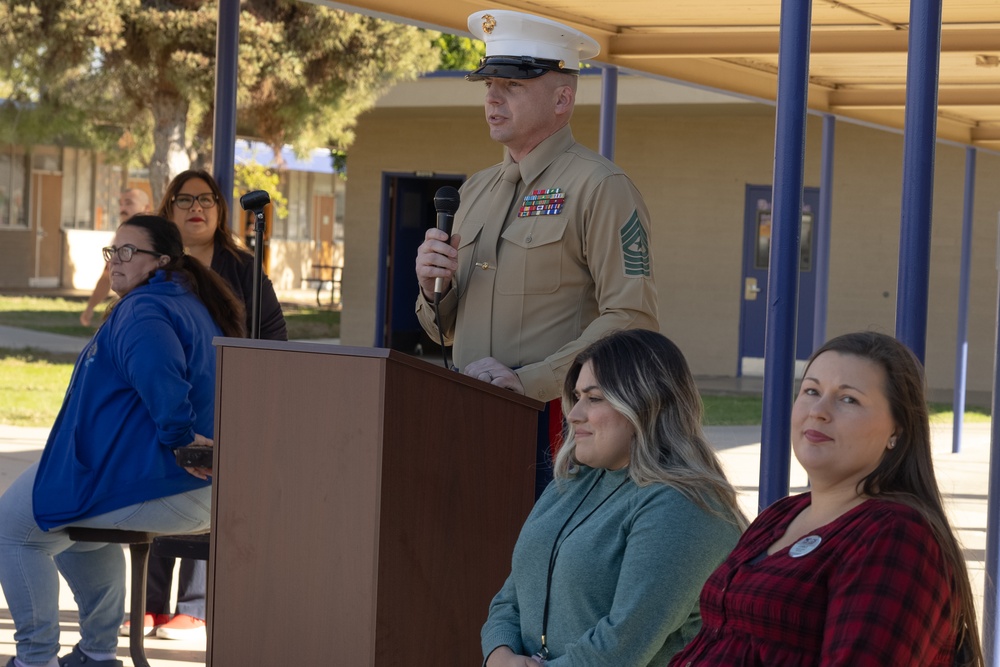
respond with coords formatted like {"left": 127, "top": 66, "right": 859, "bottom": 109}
{"left": 416, "top": 126, "right": 658, "bottom": 402}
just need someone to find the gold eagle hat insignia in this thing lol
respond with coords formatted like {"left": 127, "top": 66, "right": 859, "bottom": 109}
{"left": 482, "top": 14, "right": 496, "bottom": 34}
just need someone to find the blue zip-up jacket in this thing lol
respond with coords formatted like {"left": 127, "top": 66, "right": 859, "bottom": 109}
{"left": 33, "top": 271, "right": 218, "bottom": 530}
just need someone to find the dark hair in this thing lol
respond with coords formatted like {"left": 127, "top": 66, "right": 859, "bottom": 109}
{"left": 121, "top": 215, "right": 246, "bottom": 338}
{"left": 807, "top": 331, "right": 982, "bottom": 666}
{"left": 156, "top": 169, "right": 243, "bottom": 259}
{"left": 555, "top": 329, "right": 747, "bottom": 529}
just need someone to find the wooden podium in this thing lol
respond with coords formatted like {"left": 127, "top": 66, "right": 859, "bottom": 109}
{"left": 205, "top": 340, "right": 542, "bottom": 665}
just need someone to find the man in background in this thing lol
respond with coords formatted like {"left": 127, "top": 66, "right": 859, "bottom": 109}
{"left": 79, "top": 188, "right": 152, "bottom": 326}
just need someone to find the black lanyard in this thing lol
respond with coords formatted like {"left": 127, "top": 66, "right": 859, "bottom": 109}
{"left": 536, "top": 470, "right": 629, "bottom": 660}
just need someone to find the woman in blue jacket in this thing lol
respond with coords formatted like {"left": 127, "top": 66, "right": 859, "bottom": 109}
{"left": 0, "top": 215, "right": 244, "bottom": 667}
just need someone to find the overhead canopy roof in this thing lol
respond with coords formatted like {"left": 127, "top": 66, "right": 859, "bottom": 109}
{"left": 323, "top": 0, "right": 1000, "bottom": 152}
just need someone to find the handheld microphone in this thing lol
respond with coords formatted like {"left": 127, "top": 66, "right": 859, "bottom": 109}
{"left": 432, "top": 186, "right": 461, "bottom": 296}
{"left": 239, "top": 190, "right": 271, "bottom": 211}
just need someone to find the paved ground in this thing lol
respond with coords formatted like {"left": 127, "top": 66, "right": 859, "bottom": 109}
{"left": 0, "top": 421, "right": 992, "bottom": 666}
{"left": 0, "top": 318, "right": 994, "bottom": 665}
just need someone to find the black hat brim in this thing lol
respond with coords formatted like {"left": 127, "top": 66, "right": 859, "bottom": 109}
{"left": 466, "top": 56, "right": 576, "bottom": 81}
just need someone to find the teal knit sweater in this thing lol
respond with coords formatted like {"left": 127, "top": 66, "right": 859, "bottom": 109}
{"left": 481, "top": 466, "right": 741, "bottom": 666}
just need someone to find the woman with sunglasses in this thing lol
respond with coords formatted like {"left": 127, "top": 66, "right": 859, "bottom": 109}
{"left": 0, "top": 215, "right": 245, "bottom": 667}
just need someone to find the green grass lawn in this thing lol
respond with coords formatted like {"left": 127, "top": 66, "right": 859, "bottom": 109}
{"left": 0, "top": 295, "right": 94, "bottom": 337}
{"left": 1, "top": 346, "right": 990, "bottom": 428}
{"left": 0, "top": 294, "right": 339, "bottom": 426}
{"left": 701, "top": 394, "right": 991, "bottom": 426}
{"left": 0, "top": 348, "right": 77, "bottom": 427}
{"left": 0, "top": 295, "right": 990, "bottom": 429}
{"left": 0, "top": 294, "right": 339, "bottom": 340}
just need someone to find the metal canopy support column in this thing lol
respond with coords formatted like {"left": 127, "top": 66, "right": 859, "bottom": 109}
{"left": 758, "top": 0, "right": 812, "bottom": 511}
{"left": 599, "top": 66, "right": 619, "bottom": 161}
{"left": 986, "top": 215, "right": 1000, "bottom": 664}
{"left": 895, "top": 0, "right": 942, "bottom": 362}
{"left": 952, "top": 148, "right": 976, "bottom": 453}
{"left": 812, "top": 115, "right": 835, "bottom": 353}
{"left": 212, "top": 0, "right": 240, "bottom": 223}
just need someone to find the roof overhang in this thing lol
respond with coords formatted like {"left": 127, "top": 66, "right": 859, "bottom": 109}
{"left": 312, "top": 0, "right": 1000, "bottom": 152}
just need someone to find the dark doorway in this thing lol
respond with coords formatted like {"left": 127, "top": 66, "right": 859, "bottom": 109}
{"left": 738, "top": 183, "right": 820, "bottom": 375}
{"left": 375, "top": 172, "right": 464, "bottom": 354}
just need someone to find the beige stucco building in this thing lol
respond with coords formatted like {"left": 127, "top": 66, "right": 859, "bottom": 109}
{"left": 340, "top": 72, "right": 1000, "bottom": 396}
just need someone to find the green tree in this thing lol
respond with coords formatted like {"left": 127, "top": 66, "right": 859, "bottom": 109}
{"left": 236, "top": 2, "right": 440, "bottom": 160}
{"left": 0, "top": 0, "right": 130, "bottom": 151}
{"left": 233, "top": 159, "right": 288, "bottom": 219}
{"left": 435, "top": 34, "right": 485, "bottom": 71}
{"left": 0, "top": 0, "right": 439, "bottom": 202}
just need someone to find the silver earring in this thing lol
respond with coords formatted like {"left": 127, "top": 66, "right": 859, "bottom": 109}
{"left": 888, "top": 437, "right": 897, "bottom": 449}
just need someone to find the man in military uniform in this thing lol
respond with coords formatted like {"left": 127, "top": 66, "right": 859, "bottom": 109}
{"left": 415, "top": 9, "right": 658, "bottom": 492}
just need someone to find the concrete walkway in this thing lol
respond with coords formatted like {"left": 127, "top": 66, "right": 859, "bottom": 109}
{"left": 0, "top": 422, "right": 992, "bottom": 666}
{"left": 0, "top": 325, "right": 88, "bottom": 355}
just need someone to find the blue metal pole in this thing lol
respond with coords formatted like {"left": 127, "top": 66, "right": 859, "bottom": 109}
{"left": 758, "top": 0, "right": 812, "bottom": 511}
{"left": 212, "top": 0, "right": 240, "bottom": 227}
{"left": 599, "top": 66, "right": 619, "bottom": 161}
{"left": 952, "top": 148, "right": 976, "bottom": 454}
{"left": 895, "top": 0, "right": 942, "bottom": 362}
{"left": 812, "top": 114, "right": 835, "bottom": 353}
{"left": 985, "top": 220, "right": 1000, "bottom": 665}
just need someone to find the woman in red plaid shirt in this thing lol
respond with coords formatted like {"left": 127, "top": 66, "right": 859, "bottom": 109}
{"left": 670, "top": 332, "right": 983, "bottom": 666}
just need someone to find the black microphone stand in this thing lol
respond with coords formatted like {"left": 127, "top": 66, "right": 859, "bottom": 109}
{"left": 239, "top": 190, "right": 271, "bottom": 340}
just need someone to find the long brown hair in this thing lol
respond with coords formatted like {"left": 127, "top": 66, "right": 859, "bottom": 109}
{"left": 809, "top": 331, "right": 982, "bottom": 666}
{"left": 156, "top": 169, "right": 244, "bottom": 259}
{"left": 554, "top": 329, "right": 747, "bottom": 529}
{"left": 121, "top": 215, "right": 246, "bottom": 338}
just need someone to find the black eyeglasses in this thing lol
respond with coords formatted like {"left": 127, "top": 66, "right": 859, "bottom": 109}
{"left": 102, "top": 245, "right": 162, "bottom": 263}
{"left": 172, "top": 193, "right": 218, "bottom": 210}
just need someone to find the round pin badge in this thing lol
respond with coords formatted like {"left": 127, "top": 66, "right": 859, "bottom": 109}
{"left": 789, "top": 535, "right": 822, "bottom": 558}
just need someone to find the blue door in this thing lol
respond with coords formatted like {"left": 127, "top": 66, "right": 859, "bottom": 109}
{"left": 375, "top": 173, "right": 464, "bottom": 352}
{"left": 738, "top": 184, "right": 819, "bottom": 374}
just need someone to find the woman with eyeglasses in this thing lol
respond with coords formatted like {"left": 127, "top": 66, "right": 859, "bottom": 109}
{"left": 0, "top": 215, "right": 245, "bottom": 667}
{"left": 158, "top": 169, "right": 287, "bottom": 342}
{"left": 118, "top": 170, "right": 288, "bottom": 641}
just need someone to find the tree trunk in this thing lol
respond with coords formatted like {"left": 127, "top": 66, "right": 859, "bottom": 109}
{"left": 148, "top": 92, "right": 191, "bottom": 206}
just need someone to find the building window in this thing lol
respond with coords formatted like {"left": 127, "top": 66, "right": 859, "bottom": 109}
{"left": 0, "top": 147, "right": 28, "bottom": 228}
{"left": 60, "top": 147, "right": 94, "bottom": 229}
{"left": 274, "top": 171, "right": 311, "bottom": 241}
{"left": 94, "top": 159, "right": 122, "bottom": 231}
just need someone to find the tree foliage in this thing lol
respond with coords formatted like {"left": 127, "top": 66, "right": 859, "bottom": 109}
{"left": 234, "top": 160, "right": 287, "bottom": 219}
{"left": 0, "top": 0, "right": 440, "bottom": 202}
{"left": 435, "top": 34, "right": 485, "bottom": 71}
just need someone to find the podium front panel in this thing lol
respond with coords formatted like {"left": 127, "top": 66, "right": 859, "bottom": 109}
{"left": 207, "top": 342, "right": 539, "bottom": 666}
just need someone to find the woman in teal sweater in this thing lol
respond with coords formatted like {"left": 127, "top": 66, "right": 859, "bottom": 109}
{"left": 482, "top": 329, "right": 747, "bottom": 666}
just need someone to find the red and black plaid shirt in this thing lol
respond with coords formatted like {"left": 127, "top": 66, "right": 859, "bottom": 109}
{"left": 669, "top": 493, "right": 957, "bottom": 666}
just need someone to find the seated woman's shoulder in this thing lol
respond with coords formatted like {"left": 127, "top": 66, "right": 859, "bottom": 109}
{"left": 864, "top": 497, "right": 936, "bottom": 530}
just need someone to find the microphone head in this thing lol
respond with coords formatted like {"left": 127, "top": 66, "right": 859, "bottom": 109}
{"left": 240, "top": 190, "right": 271, "bottom": 211}
{"left": 433, "top": 186, "right": 461, "bottom": 215}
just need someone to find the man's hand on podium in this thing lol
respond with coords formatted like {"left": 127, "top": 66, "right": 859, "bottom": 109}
{"left": 463, "top": 357, "right": 524, "bottom": 394}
